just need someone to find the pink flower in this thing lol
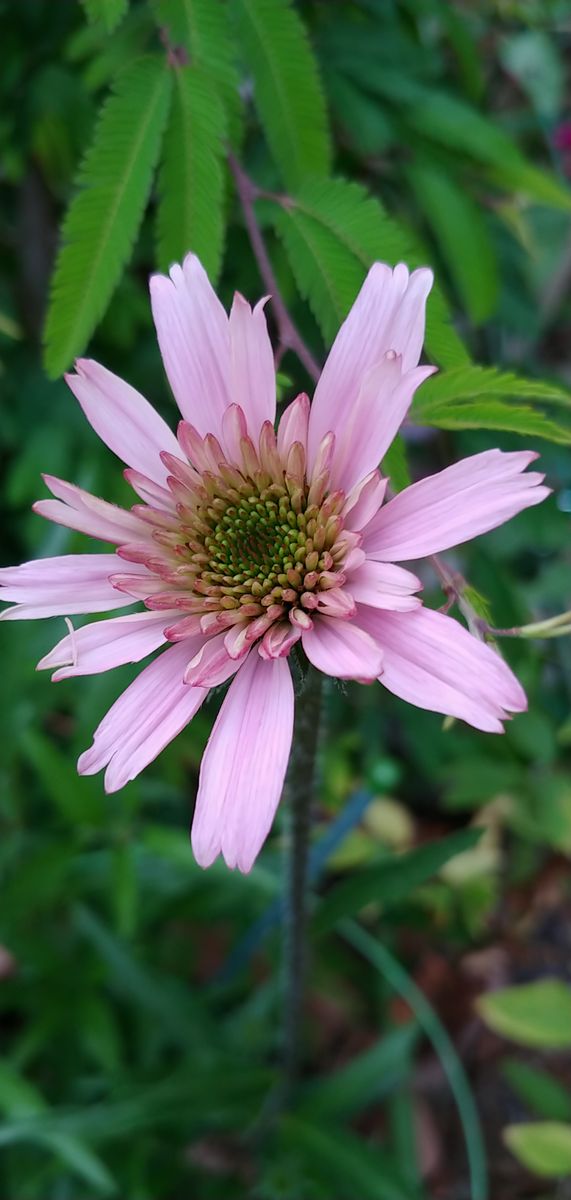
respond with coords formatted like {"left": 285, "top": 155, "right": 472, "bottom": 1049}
{"left": 1, "top": 257, "right": 549, "bottom": 871}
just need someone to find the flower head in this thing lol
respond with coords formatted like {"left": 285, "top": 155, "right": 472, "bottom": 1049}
{"left": 1, "top": 256, "right": 549, "bottom": 870}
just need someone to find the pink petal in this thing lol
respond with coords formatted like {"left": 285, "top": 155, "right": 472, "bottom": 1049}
{"left": 301, "top": 614, "right": 384, "bottom": 681}
{"left": 348, "top": 560, "right": 422, "bottom": 611}
{"left": 323, "top": 355, "right": 435, "bottom": 495}
{"left": 124, "top": 469, "right": 177, "bottom": 511}
{"left": 357, "top": 604, "right": 527, "bottom": 732}
{"left": 362, "top": 449, "right": 550, "bottom": 561}
{"left": 228, "top": 294, "right": 275, "bottom": 439}
{"left": 78, "top": 640, "right": 207, "bottom": 792}
{"left": 192, "top": 655, "right": 294, "bottom": 872}
{"left": 307, "top": 263, "right": 433, "bottom": 475}
{"left": 33, "top": 475, "right": 150, "bottom": 545}
{"left": 149, "top": 253, "right": 231, "bottom": 441}
{"left": 277, "top": 393, "right": 311, "bottom": 458}
{"left": 183, "top": 631, "right": 249, "bottom": 686}
{"left": 66, "top": 360, "right": 179, "bottom": 484}
{"left": 343, "top": 471, "right": 388, "bottom": 531}
{"left": 0, "top": 554, "right": 143, "bottom": 619}
{"left": 38, "top": 611, "right": 172, "bottom": 679}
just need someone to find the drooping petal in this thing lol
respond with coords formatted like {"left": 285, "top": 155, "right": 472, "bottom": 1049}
{"left": 38, "top": 610, "right": 173, "bottom": 679}
{"left": 362, "top": 449, "right": 550, "bottom": 561}
{"left": 78, "top": 640, "right": 207, "bottom": 792}
{"left": 65, "top": 360, "right": 179, "bottom": 483}
{"left": 301, "top": 614, "right": 383, "bottom": 681}
{"left": 343, "top": 471, "right": 388, "bottom": 532}
{"left": 228, "top": 294, "right": 275, "bottom": 439}
{"left": 307, "top": 263, "right": 433, "bottom": 474}
{"left": 33, "top": 476, "right": 151, "bottom": 545}
{"left": 149, "top": 253, "right": 231, "bottom": 440}
{"left": 357, "top": 604, "right": 526, "bottom": 732}
{"left": 277, "top": 393, "right": 310, "bottom": 458}
{"left": 0, "top": 555, "right": 144, "bottom": 619}
{"left": 348, "top": 560, "right": 422, "bottom": 611}
{"left": 191, "top": 654, "right": 294, "bottom": 872}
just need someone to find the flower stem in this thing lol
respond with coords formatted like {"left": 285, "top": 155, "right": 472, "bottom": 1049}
{"left": 282, "top": 662, "right": 323, "bottom": 1093}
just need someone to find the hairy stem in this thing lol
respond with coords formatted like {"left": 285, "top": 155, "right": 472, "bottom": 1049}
{"left": 227, "top": 152, "right": 320, "bottom": 383}
{"left": 282, "top": 662, "right": 323, "bottom": 1092}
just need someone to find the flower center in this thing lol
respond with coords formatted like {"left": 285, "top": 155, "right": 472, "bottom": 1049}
{"left": 125, "top": 412, "right": 360, "bottom": 650}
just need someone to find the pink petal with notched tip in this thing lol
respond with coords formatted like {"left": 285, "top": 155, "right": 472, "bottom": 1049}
{"left": 301, "top": 614, "right": 383, "bottom": 681}
{"left": 150, "top": 253, "right": 231, "bottom": 441}
{"left": 357, "top": 604, "right": 526, "bottom": 732}
{"left": 37, "top": 610, "right": 173, "bottom": 679}
{"left": 228, "top": 294, "right": 276, "bottom": 441}
{"left": 191, "top": 654, "right": 294, "bottom": 873}
{"left": 65, "top": 360, "right": 179, "bottom": 484}
{"left": 33, "top": 475, "right": 150, "bottom": 545}
{"left": 362, "top": 449, "right": 550, "bottom": 562}
{"left": 307, "top": 263, "right": 433, "bottom": 475}
{"left": 277, "top": 393, "right": 311, "bottom": 458}
{"left": 78, "top": 640, "right": 208, "bottom": 792}
{"left": 348, "top": 560, "right": 422, "bottom": 611}
{"left": 0, "top": 555, "right": 144, "bottom": 619}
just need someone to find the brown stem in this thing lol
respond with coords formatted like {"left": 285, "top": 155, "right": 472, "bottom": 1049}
{"left": 227, "top": 152, "right": 320, "bottom": 384}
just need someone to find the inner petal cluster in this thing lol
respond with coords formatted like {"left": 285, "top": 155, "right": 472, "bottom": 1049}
{"left": 119, "top": 405, "right": 360, "bottom": 660}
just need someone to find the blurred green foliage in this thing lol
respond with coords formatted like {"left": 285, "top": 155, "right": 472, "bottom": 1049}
{"left": 1, "top": 0, "right": 571, "bottom": 1196}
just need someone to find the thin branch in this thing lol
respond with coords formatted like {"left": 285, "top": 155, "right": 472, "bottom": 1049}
{"left": 227, "top": 152, "right": 320, "bottom": 384}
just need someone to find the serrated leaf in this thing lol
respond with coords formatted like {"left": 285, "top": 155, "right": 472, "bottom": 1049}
{"left": 269, "top": 176, "right": 469, "bottom": 368}
{"left": 156, "top": 66, "right": 225, "bottom": 280}
{"left": 314, "top": 828, "right": 481, "bottom": 934}
{"left": 504, "top": 1122, "right": 571, "bottom": 1178}
{"left": 44, "top": 57, "right": 171, "bottom": 378}
{"left": 412, "top": 365, "right": 571, "bottom": 443}
{"left": 82, "top": 0, "right": 129, "bottom": 34}
{"left": 414, "top": 365, "right": 571, "bottom": 411}
{"left": 413, "top": 399, "right": 571, "bottom": 444}
{"left": 234, "top": 0, "right": 331, "bottom": 190}
{"left": 477, "top": 979, "right": 571, "bottom": 1049}
{"left": 408, "top": 163, "right": 498, "bottom": 325}
{"left": 152, "top": 0, "right": 241, "bottom": 138}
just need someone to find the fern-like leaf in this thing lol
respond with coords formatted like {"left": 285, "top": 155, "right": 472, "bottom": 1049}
{"left": 153, "top": 0, "right": 241, "bottom": 139}
{"left": 44, "top": 57, "right": 171, "bottom": 379}
{"left": 82, "top": 0, "right": 129, "bottom": 34}
{"left": 270, "top": 177, "right": 469, "bottom": 368}
{"left": 412, "top": 365, "right": 571, "bottom": 444}
{"left": 156, "top": 66, "right": 226, "bottom": 281}
{"left": 233, "top": 0, "right": 331, "bottom": 190}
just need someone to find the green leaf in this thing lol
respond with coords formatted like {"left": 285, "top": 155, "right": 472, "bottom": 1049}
{"left": 270, "top": 176, "right": 469, "bottom": 367}
{"left": 412, "top": 365, "right": 571, "bottom": 444}
{"left": 314, "top": 828, "right": 481, "bottom": 934}
{"left": 152, "top": 0, "right": 241, "bottom": 136}
{"left": 280, "top": 1116, "right": 415, "bottom": 1200}
{"left": 502, "top": 1060, "right": 571, "bottom": 1122}
{"left": 381, "top": 435, "right": 411, "bottom": 493}
{"left": 504, "top": 1122, "right": 571, "bottom": 1178}
{"left": 82, "top": 0, "right": 129, "bottom": 34}
{"left": 44, "top": 57, "right": 172, "bottom": 378}
{"left": 408, "top": 163, "right": 498, "bottom": 325}
{"left": 477, "top": 980, "right": 571, "bottom": 1049}
{"left": 156, "top": 66, "right": 226, "bottom": 280}
{"left": 301, "top": 1024, "right": 419, "bottom": 1120}
{"left": 233, "top": 0, "right": 331, "bottom": 190}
